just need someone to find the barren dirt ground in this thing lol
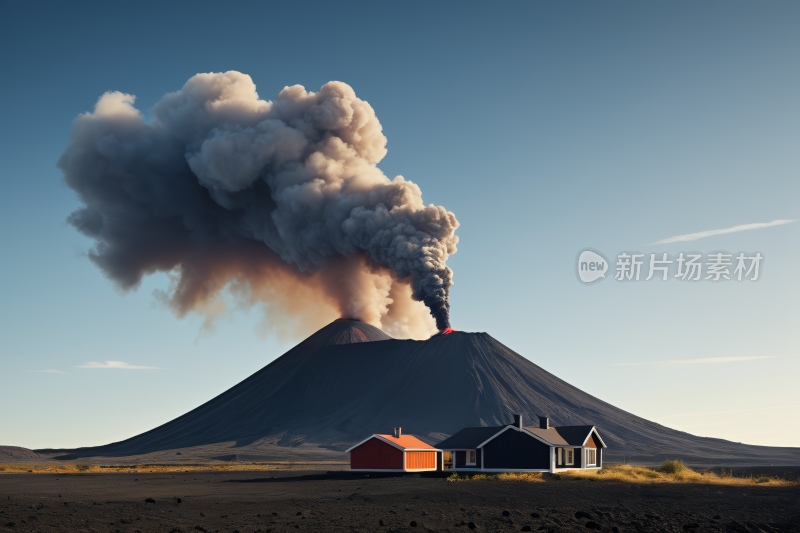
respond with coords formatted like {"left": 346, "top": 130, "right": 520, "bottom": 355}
{"left": 1, "top": 470, "right": 798, "bottom": 533}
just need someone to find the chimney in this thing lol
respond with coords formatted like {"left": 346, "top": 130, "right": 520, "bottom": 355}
{"left": 539, "top": 416, "right": 550, "bottom": 429}
{"left": 512, "top": 414, "right": 523, "bottom": 429}
{"left": 393, "top": 427, "right": 402, "bottom": 438}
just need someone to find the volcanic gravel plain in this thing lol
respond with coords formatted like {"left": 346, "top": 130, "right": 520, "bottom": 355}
{"left": 2, "top": 468, "right": 798, "bottom": 533}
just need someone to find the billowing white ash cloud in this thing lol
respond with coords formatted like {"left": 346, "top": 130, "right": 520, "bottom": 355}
{"left": 59, "top": 72, "right": 459, "bottom": 336}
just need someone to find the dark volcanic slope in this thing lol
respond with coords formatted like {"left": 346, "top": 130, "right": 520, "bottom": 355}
{"left": 46, "top": 320, "right": 799, "bottom": 465}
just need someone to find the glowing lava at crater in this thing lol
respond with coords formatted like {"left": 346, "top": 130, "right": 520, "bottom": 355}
{"left": 441, "top": 328, "right": 457, "bottom": 335}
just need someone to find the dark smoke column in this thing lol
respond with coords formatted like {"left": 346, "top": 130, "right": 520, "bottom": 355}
{"left": 58, "top": 72, "right": 458, "bottom": 331}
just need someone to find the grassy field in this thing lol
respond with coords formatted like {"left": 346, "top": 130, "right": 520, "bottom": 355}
{"left": 0, "top": 461, "right": 348, "bottom": 474}
{"left": 447, "top": 460, "right": 798, "bottom": 487}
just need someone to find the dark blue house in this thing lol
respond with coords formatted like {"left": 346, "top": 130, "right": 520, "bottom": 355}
{"left": 435, "top": 414, "right": 606, "bottom": 472}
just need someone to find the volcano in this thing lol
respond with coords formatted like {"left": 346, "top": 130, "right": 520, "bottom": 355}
{"left": 45, "top": 319, "right": 799, "bottom": 465}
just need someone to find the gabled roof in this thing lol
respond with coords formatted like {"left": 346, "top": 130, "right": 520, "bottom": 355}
{"left": 555, "top": 426, "right": 605, "bottom": 447}
{"left": 436, "top": 424, "right": 607, "bottom": 449}
{"left": 435, "top": 426, "right": 506, "bottom": 449}
{"left": 375, "top": 434, "right": 438, "bottom": 450}
{"left": 553, "top": 425, "right": 594, "bottom": 446}
{"left": 345, "top": 434, "right": 439, "bottom": 453}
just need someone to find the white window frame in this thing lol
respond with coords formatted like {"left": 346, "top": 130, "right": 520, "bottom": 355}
{"left": 466, "top": 449, "right": 476, "bottom": 465}
{"left": 566, "top": 448, "right": 574, "bottom": 466}
{"left": 586, "top": 448, "right": 596, "bottom": 467}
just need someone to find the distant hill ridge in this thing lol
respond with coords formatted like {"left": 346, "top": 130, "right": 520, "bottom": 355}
{"left": 0, "top": 446, "right": 41, "bottom": 463}
{"left": 39, "top": 319, "right": 800, "bottom": 466}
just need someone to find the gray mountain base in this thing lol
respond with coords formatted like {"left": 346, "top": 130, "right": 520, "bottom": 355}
{"left": 38, "top": 319, "right": 799, "bottom": 466}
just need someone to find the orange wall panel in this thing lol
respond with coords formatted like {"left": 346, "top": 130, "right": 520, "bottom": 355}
{"left": 406, "top": 451, "right": 436, "bottom": 469}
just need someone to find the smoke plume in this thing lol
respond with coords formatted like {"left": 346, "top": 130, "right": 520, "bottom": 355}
{"left": 59, "top": 72, "right": 458, "bottom": 337}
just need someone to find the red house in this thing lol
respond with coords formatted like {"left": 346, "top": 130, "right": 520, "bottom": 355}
{"left": 346, "top": 428, "right": 440, "bottom": 472}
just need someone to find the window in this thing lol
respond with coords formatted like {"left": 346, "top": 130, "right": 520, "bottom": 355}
{"left": 566, "top": 449, "right": 574, "bottom": 465}
{"left": 558, "top": 448, "right": 563, "bottom": 464}
{"left": 586, "top": 448, "right": 596, "bottom": 466}
{"left": 467, "top": 450, "right": 476, "bottom": 465}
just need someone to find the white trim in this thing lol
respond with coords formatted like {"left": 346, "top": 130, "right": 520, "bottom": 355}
{"left": 549, "top": 446, "right": 555, "bottom": 473}
{"left": 581, "top": 427, "right": 608, "bottom": 448}
{"left": 403, "top": 450, "right": 406, "bottom": 470}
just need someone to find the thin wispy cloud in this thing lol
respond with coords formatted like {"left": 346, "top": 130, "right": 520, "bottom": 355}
{"left": 650, "top": 219, "right": 793, "bottom": 245}
{"left": 613, "top": 356, "right": 777, "bottom": 367}
{"left": 76, "top": 361, "right": 160, "bottom": 370}
{"left": 27, "top": 369, "right": 67, "bottom": 374}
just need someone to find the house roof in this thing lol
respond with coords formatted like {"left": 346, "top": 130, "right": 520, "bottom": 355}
{"left": 435, "top": 426, "right": 506, "bottom": 449}
{"left": 374, "top": 434, "right": 438, "bottom": 450}
{"left": 523, "top": 427, "right": 570, "bottom": 446}
{"left": 554, "top": 426, "right": 599, "bottom": 446}
{"left": 344, "top": 433, "right": 439, "bottom": 454}
{"left": 436, "top": 424, "right": 606, "bottom": 449}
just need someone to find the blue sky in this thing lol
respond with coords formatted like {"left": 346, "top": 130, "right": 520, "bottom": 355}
{"left": 1, "top": 1, "right": 798, "bottom": 450}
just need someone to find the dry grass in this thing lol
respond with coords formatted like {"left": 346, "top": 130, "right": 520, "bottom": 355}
{"left": 449, "top": 472, "right": 546, "bottom": 483}
{"left": 447, "top": 461, "right": 797, "bottom": 487}
{"left": 658, "top": 458, "right": 687, "bottom": 474}
{"left": 560, "top": 463, "right": 795, "bottom": 486}
{"left": 0, "top": 462, "right": 347, "bottom": 475}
